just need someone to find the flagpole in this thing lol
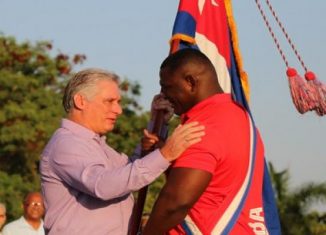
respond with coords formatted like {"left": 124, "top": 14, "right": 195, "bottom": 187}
{"left": 129, "top": 110, "right": 165, "bottom": 235}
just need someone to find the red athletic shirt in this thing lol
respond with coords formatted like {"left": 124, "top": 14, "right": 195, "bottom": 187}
{"left": 168, "top": 94, "right": 267, "bottom": 235}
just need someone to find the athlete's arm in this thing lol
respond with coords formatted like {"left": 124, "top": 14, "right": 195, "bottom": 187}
{"left": 142, "top": 167, "right": 212, "bottom": 235}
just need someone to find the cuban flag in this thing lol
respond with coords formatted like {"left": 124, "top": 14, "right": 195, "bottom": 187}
{"left": 170, "top": 0, "right": 281, "bottom": 234}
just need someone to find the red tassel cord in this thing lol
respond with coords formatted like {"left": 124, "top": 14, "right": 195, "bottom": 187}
{"left": 305, "top": 71, "right": 326, "bottom": 116}
{"left": 286, "top": 68, "right": 317, "bottom": 114}
{"left": 255, "top": 0, "right": 325, "bottom": 116}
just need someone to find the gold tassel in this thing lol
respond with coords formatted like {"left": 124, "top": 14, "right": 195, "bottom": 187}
{"left": 225, "top": 0, "right": 250, "bottom": 102}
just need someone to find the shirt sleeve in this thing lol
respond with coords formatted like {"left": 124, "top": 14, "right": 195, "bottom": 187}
{"left": 172, "top": 140, "right": 221, "bottom": 174}
{"left": 49, "top": 136, "right": 170, "bottom": 201}
{"left": 172, "top": 150, "right": 217, "bottom": 174}
{"left": 172, "top": 124, "right": 225, "bottom": 174}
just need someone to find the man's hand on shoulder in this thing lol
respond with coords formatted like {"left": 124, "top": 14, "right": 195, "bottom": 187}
{"left": 160, "top": 122, "right": 205, "bottom": 162}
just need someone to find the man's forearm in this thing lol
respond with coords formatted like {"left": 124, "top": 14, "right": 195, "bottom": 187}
{"left": 142, "top": 199, "right": 190, "bottom": 234}
{"left": 142, "top": 168, "right": 211, "bottom": 234}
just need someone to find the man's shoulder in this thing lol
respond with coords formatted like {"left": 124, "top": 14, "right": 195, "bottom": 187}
{"left": 41, "top": 127, "right": 95, "bottom": 164}
{"left": 48, "top": 127, "right": 92, "bottom": 150}
{"left": 2, "top": 217, "right": 26, "bottom": 232}
{"left": 3, "top": 216, "right": 23, "bottom": 226}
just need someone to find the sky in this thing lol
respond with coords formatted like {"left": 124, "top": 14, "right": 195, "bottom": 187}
{"left": 0, "top": 0, "right": 325, "bottom": 189}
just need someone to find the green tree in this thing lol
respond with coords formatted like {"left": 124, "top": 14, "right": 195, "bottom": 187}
{"left": 269, "top": 162, "right": 326, "bottom": 235}
{"left": 0, "top": 34, "right": 85, "bottom": 181}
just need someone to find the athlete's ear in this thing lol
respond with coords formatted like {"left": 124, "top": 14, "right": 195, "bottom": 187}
{"left": 184, "top": 75, "right": 197, "bottom": 92}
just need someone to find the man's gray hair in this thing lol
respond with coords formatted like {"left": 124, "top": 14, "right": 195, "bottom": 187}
{"left": 63, "top": 68, "right": 120, "bottom": 113}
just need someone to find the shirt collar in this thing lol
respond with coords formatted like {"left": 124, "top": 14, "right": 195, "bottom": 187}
{"left": 183, "top": 93, "right": 232, "bottom": 121}
{"left": 61, "top": 118, "right": 106, "bottom": 143}
{"left": 21, "top": 216, "right": 44, "bottom": 230}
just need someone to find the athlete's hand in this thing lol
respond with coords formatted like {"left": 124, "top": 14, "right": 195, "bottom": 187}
{"left": 141, "top": 129, "right": 160, "bottom": 152}
{"left": 151, "top": 94, "right": 174, "bottom": 124}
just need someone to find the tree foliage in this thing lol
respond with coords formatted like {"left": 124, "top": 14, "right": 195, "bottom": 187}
{"left": 0, "top": 34, "right": 83, "bottom": 181}
{"left": 269, "top": 162, "right": 326, "bottom": 235}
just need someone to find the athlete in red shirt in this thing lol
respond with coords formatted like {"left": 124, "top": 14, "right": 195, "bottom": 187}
{"left": 143, "top": 48, "right": 269, "bottom": 235}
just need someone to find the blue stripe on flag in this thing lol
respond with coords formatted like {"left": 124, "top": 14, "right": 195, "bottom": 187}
{"left": 172, "top": 11, "right": 197, "bottom": 38}
{"left": 262, "top": 161, "right": 282, "bottom": 235}
{"left": 229, "top": 37, "right": 248, "bottom": 108}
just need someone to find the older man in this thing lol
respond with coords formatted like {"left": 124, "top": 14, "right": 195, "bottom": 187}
{"left": 2, "top": 192, "right": 44, "bottom": 235}
{"left": 40, "top": 68, "right": 204, "bottom": 235}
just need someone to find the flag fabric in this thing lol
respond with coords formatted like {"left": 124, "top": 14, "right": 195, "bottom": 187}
{"left": 170, "top": 0, "right": 232, "bottom": 95}
{"left": 169, "top": 0, "right": 281, "bottom": 234}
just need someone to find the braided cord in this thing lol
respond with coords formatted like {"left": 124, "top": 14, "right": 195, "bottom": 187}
{"left": 265, "top": 0, "right": 308, "bottom": 72}
{"left": 254, "top": 0, "right": 289, "bottom": 67}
